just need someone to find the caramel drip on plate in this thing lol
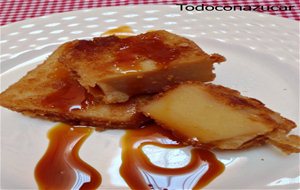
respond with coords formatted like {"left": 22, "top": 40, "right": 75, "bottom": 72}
{"left": 34, "top": 123, "right": 102, "bottom": 190}
{"left": 101, "top": 25, "right": 135, "bottom": 38}
{"left": 120, "top": 124, "right": 225, "bottom": 190}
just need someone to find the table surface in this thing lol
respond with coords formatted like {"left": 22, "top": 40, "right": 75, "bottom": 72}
{"left": 0, "top": 0, "right": 299, "bottom": 26}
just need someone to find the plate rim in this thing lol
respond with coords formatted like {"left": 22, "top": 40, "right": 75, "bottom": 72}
{"left": 1, "top": 4, "right": 298, "bottom": 31}
{"left": 1, "top": 4, "right": 299, "bottom": 189}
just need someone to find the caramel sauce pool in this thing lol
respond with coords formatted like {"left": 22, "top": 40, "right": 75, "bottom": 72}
{"left": 35, "top": 123, "right": 101, "bottom": 190}
{"left": 120, "top": 125, "right": 225, "bottom": 190}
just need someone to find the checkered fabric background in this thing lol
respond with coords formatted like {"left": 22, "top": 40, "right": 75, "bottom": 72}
{"left": 0, "top": 0, "right": 299, "bottom": 25}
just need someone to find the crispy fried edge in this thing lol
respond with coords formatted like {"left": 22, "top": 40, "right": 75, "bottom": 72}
{"left": 2, "top": 105, "right": 148, "bottom": 129}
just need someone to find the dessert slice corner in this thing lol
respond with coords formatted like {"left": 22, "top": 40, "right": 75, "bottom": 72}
{"left": 141, "top": 82, "right": 299, "bottom": 153}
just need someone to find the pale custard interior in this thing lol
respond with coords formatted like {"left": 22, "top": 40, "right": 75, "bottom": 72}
{"left": 142, "top": 85, "right": 273, "bottom": 143}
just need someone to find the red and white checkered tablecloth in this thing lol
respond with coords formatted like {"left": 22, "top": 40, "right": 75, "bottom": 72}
{"left": 0, "top": 0, "right": 299, "bottom": 26}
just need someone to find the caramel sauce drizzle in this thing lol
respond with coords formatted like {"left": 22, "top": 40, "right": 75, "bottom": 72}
{"left": 71, "top": 26, "right": 183, "bottom": 74}
{"left": 41, "top": 67, "right": 93, "bottom": 112}
{"left": 100, "top": 26, "right": 178, "bottom": 64}
{"left": 114, "top": 32, "right": 179, "bottom": 67}
{"left": 41, "top": 26, "right": 134, "bottom": 112}
{"left": 120, "top": 125, "right": 225, "bottom": 190}
{"left": 35, "top": 123, "right": 102, "bottom": 190}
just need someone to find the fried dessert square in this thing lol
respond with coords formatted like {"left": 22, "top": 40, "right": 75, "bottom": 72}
{"left": 60, "top": 30, "right": 225, "bottom": 103}
{"left": 0, "top": 43, "right": 148, "bottom": 128}
{"left": 141, "top": 82, "right": 299, "bottom": 154}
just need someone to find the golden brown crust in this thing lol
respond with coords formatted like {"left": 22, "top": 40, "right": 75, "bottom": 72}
{"left": 1, "top": 104, "right": 148, "bottom": 129}
{"left": 60, "top": 30, "right": 211, "bottom": 71}
{"left": 267, "top": 129, "right": 300, "bottom": 154}
{"left": 198, "top": 82, "right": 296, "bottom": 132}
{"left": 21, "top": 110, "right": 146, "bottom": 128}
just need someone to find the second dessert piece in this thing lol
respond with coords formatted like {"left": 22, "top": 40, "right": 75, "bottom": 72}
{"left": 60, "top": 30, "right": 225, "bottom": 103}
{"left": 141, "top": 82, "right": 300, "bottom": 154}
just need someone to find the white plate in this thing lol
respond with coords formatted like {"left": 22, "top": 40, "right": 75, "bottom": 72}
{"left": 1, "top": 5, "right": 299, "bottom": 189}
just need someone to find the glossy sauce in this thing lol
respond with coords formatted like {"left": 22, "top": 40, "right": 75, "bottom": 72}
{"left": 120, "top": 125, "right": 225, "bottom": 190}
{"left": 71, "top": 26, "right": 187, "bottom": 74}
{"left": 112, "top": 33, "right": 179, "bottom": 72}
{"left": 41, "top": 67, "right": 93, "bottom": 112}
{"left": 35, "top": 123, "right": 101, "bottom": 190}
{"left": 100, "top": 26, "right": 178, "bottom": 65}
{"left": 101, "top": 25, "right": 134, "bottom": 38}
